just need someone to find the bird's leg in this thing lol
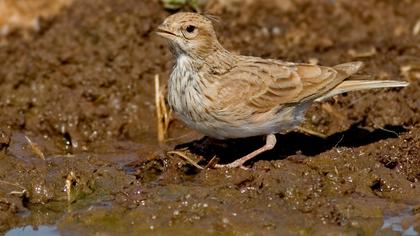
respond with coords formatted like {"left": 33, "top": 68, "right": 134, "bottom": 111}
{"left": 214, "top": 134, "right": 277, "bottom": 169}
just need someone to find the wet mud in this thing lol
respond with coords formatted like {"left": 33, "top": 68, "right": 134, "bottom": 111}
{"left": 0, "top": 0, "right": 419, "bottom": 235}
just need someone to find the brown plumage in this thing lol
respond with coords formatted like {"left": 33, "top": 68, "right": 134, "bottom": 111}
{"left": 157, "top": 12, "right": 409, "bottom": 168}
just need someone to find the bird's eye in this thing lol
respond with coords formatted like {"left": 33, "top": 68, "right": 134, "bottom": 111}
{"left": 186, "top": 25, "right": 195, "bottom": 33}
{"left": 182, "top": 25, "right": 198, "bottom": 39}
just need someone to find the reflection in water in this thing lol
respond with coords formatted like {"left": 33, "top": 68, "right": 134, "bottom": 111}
{"left": 381, "top": 208, "right": 419, "bottom": 236}
{"left": 5, "top": 225, "right": 59, "bottom": 236}
{"left": 3, "top": 209, "right": 419, "bottom": 235}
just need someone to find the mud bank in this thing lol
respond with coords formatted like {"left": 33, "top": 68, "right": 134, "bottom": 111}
{"left": 0, "top": 0, "right": 419, "bottom": 235}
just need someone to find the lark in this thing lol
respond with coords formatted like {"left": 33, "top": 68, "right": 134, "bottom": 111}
{"left": 157, "top": 12, "right": 409, "bottom": 168}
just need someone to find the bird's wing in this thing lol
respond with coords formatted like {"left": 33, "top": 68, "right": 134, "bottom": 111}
{"left": 213, "top": 57, "right": 352, "bottom": 114}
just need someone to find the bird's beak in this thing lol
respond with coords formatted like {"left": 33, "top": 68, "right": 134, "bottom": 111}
{"left": 156, "top": 24, "right": 177, "bottom": 39}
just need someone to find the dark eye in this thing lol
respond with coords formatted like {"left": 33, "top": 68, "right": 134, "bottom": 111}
{"left": 186, "top": 25, "right": 195, "bottom": 33}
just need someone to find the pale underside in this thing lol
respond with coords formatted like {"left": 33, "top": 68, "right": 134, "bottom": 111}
{"left": 168, "top": 54, "right": 359, "bottom": 139}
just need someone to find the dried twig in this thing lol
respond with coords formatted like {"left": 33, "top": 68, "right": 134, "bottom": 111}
{"left": 24, "top": 135, "right": 45, "bottom": 160}
{"left": 297, "top": 126, "right": 327, "bottom": 139}
{"left": 65, "top": 171, "right": 76, "bottom": 203}
{"left": 155, "top": 74, "right": 171, "bottom": 143}
{"left": 0, "top": 180, "right": 25, "bottom": 189}
{"left": 0, "top": 180, "right": 27, "bottom": 196}
{"left": 168, "top": 150, "right": 204, "bottom": 170}
{"left": 204, "top": 156, "right": 219, "bottom": 169}
{"left": 334, "top": 135, "right": 345, "bottom": 148}
{"left": 373, "top": 123, "right": 399, "bottom": 137}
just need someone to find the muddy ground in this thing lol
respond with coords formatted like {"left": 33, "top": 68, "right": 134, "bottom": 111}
{"left": 0, "top": 0, "right": 419, "bottom": 235}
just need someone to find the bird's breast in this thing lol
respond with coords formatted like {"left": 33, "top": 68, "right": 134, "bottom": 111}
{"left": 168, "top": 64, "right": 209, "bottom": 124}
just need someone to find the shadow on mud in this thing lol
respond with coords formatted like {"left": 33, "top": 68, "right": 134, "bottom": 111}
{"left": 178, "top": 123, "right": 407, "bottom": 165}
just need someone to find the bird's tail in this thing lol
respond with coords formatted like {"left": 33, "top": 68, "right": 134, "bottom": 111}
{"left": 315, "top": 79, "right": 409, "bottom": 102}
{"left": 333, "top": 61, "right": 364, "bottom": 76}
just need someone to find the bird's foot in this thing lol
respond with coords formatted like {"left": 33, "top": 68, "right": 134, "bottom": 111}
{"left": 212, "top": 134, "right": 277, "bottom": 169}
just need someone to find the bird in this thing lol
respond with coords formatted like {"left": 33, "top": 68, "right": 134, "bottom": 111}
{"left": 156, "top": 12, "right": 409, "bottom": 168}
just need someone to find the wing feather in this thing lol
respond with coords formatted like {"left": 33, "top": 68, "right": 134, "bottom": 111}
{"left": 209, "top": 56, "right": 359, "bottom": 116}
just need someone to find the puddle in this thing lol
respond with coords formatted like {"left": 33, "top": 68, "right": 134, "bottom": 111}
{"left": 5, "top": 225, "right": 59, "bottom": 236}
{"left": 380, "top": 208, "right": 419, "bottom": 236}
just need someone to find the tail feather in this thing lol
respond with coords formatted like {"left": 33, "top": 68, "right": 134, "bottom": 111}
{"left": 315, "top": 80, "right": 409, "bottom": 102}
{"left": 333, "top": 61, "right": 364, "bottom": 76}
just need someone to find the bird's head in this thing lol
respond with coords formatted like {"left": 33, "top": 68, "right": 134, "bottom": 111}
{"left": 157, "top": 12, "right": 222, "bottom": 59}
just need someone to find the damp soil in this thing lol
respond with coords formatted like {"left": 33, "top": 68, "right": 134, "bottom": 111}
{"left": 0, "top": 0, "right": 419, "bottom": 235}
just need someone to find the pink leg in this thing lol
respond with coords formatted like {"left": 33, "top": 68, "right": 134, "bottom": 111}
{"left": 214, "top": 134, "right": 277, "bottom": 168}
